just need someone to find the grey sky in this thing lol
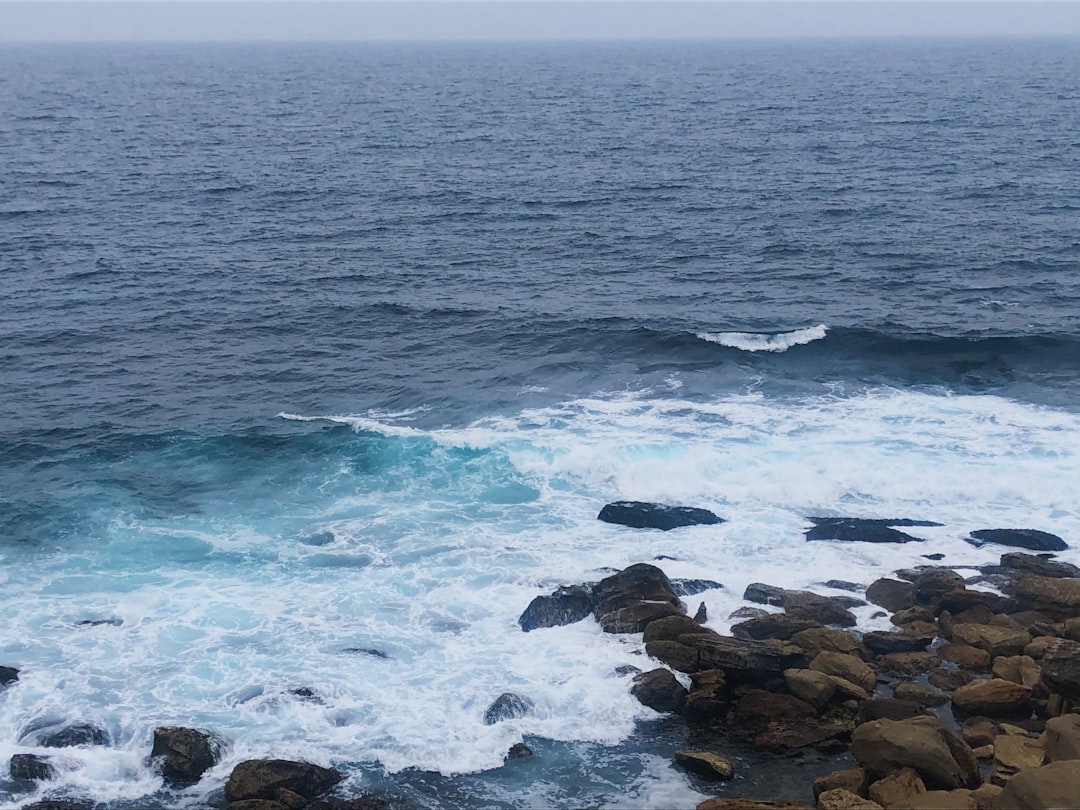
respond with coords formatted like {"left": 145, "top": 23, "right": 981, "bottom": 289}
{"left": 2, "top": 1, "right": 1080, "bottom": 42}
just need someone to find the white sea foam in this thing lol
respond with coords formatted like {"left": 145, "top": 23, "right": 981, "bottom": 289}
{"left": 696, "top": 323, "right": 828, "bottom": 352}
{"left": 4, "top": 389, "right": 1080, "bottom": 807}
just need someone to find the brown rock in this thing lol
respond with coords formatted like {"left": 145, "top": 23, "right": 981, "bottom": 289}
{"left": 674, "top": 750, "right": 734, "bottom": 780}
{"left": 991, "top": 654, "right": 1041, "bottom": 688}
{"left": 928, "top": 667, "right": 974, "bottom": 691}
{"left": 1044, "top": 713, "right": 1080, "bottom": 762}
{"left": 644, "top": 639, "right": 700, "bottom": 673}
{"left": 598, "top": 601, "right": 683, "bottom": 633}
{"left": 868, "top": 767, "right": 925, "bottom": 807}
{"left": 1023, "top": 635, "right": 1058, "bottom": 659}
{"left": 631, "top": 668, "right": 687, "bottom": 713}
{"left": 937, "top": 643, "right": 991, "bottom": 670}
{"left": 1041, "top": 638, "right": 1080, "bottom": 700}
{"left": 893, "top": 682, "right": 948, "bottom": 707}
{"left": 992, "top": 733, "right": 1046, "bottom": 783}
{"left": 785, "top": 668, "right": 837, "bottom": 711}
{"left": 810, "top": 651, "right": 876, "bottom": 692}
{"left": 890, "top": 607, "right": 936, "bottom": 627}
{"left": 969, "top": 783, "right": 1002, "bottom": 810}
{"left": 867, "top": 579, "right": 915, "bottom": 613}
{"left": 949, "top": 624, "right": 1030, "bottom": 658}
{"left": 816, "top": 789, "right": 882, "bottom": 810}
{"left": 792, "top": 628, "right": 863, "bottom": 659}
{"left": 912, "top": 569, "right": 965, "bottom": 606}
{"left": 891, "top": 789, "right": 975, "bottom": 809}
{"left": 972, "top": 744, "right": 994, "bottom": 759}
{"left": 862, "top": 631, "right": 934, "bottom": 656}
{"left": 850, "top": 716, "right": 980, "bottom": 790}
{"left": 753, "top": 718, "right": 851, "bottom": 753}
{"left": 1009, "top": 575, "right": 1080, "bottom": 620}
{"left": 857, "top": 699, "right": 930, "bottom": 724}
{"left": 995, "top": 760, "right": 1080, "bottom": 808}
{"left": 643, "top": 614, "right": 715, "bottom": 644}
{"left": 782, "top": 591, "right": 857, "bottom": 627}
{"left": 951, "top": 679, "right": 1032, "bottom": 717}
{"left": 732, "top": 613, "right": 822, "bottom": 641}
{"left": 224, "top": 760, "right": 342, "bottom": 805}
{"left": 698, "top": 800, "right": 813, "bottom": 810}
{"left": 961, "top": 717, "right": 1002, "bottom": 748}
{"left": 150, "top": 726, "right": 222, "bottom": 788}
{"left": 876, "top": 652, "right": 937, "bottom": 676}
{"left": 684, "top": 669, "right": 730, "bottom": 725}
{"left": 813, "top": 768, "right": 868, "bottom": 800}
{"left": 693, "top": 634, "right": 807, "bottom": 675}
{"left": 731, "top": 689, "right": 816, "bottom": 731}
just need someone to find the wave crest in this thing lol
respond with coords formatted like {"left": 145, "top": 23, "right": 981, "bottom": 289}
{"left": 696, "top": 324, "right": 828, "bottom": 353}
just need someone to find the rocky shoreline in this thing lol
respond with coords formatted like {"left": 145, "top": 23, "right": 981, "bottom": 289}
{"left": 5, "top": 504, "right": 1080, "bottom": 809}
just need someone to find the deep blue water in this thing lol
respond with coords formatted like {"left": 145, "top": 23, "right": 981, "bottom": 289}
{"left": 1, "top": 40, "right": 1080, "bottom": 809}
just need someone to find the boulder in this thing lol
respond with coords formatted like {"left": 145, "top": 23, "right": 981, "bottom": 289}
{"left": 730, "top": 606, "right": 770, "bottom": 620}
{"left": 992, "top": 733, "right": 1045, "bottom": 783}
{"left": 598, "top": 601, "right": 683, "bottom": 633}
{"left": 866, "top": 579, "right": 915, "bottom": 613}
{"left": 9, "top": 753, "right": 54, "bottom": 781}
{"left": 0, "top": 666, "right": 18, "bottom": 687}
{"left": 937, "top": 643, "right": 991, "bottom": 670}
{"left": 876, "top": 652, "right": 937, "bottom": 678}
{"left": 862, "top": 631, "right": 934, "bottom": 656}
{"left": 20, "top": 803, "right": 95, "bottom": 810}
{"left": 791, "top": 627, "right": 862, "bottom": 658}
{"left": 784, "top": 668, "right": 838, "bottom": 711}
{"left": 730, "top": 689, "right": 816, "bottom": 732}
{"left": 868, "top": 767, "right": 926, "bottom": 808}
{"left": 671, "top": 579, "right": 724, "bottom": 597}
{"left": 809, "top": 651, "right": 877, "bottom": 692}
{"left": 805, "top": 518, "right": 938, "bottom": 544}
{"left": 644, "top": 614, "right": 717, "bottom": 644}
{"left": 743, "top": 582, "right": 787, "bottom": 606}
{"left": 683, "top": 669, "right": 730, "bottom": 725}
{"left": 674, "top": 750, "right": 733, "bottom": 780}
{"left": 999, "top": 552, "right": 1080, "bottom": 579}
{"left": 1038, "top": 639, "right": 1080, "bottom": 700}
{"left": 961, "top": 717, "right": 1003, "bottom": 748}
{"left": 1008, "top": 575, "right": 1080, "bottom": 620}
{"left": 991, "top": 655, "right": 1041, "bottom": 688}
{"left": 950, "top": 679, "right": 1032, "bottom": 718}
{"left": 782, "top": 591, "right": 857, "bottom": 627}
{"left": 816, "top": 789, "right": 883, "bottom": 809}
{"left": 850, "top": 716, "right": 980, "bottom": 790}
{"left": 224, "top": 759, "right": 343, "bottom": 804}
{"left": 857, "top": 699, "right": 931, "bottom": 725}
{"left": 598, "top": 501, "right": 722, "bottom": 530}
{"left": 483, "top": 693, "right": 534, "bottom": 725}
{"left": 591, "top": 564, "right": 683, "bottom": 632}
{"left": 507, "top": 742, "right": 532, "bottom": 759}
{"left": 631, "top": 669, "right": 687, "bottom": 713}
{"left": 518, "top": 585, "right": 593, "bottom": 632}
{"left": 935, "top": 589, "right": 1016, "bottom": 617}
{"left": 753, "top": 718, "right": 850, "bottom": 753}
{"left": 645, "top": 639, "right": 701, "bottom": 673}
{"left": 150, "top": 726, "right": 222, "bottom": 787}
{"left": 949, "top": 624, "right": 1030, "bottom": 658}
{"left": 732, "top": 613, "right": 821, "bottom": 641}
{"left": 995, "top": 760, "right": 1080, "bottom": 809}
{"left": 813, "top": 768, "right": 868, "bottom": 800}
{"left": 892, "top": 682, "right": 948, "bottom": 707}
{"left": 36, "top": 723, "right": 108, "bottom": 748}
{"left": 1044, "top": 713, "right": 1080, "bottom": 762}
{"left": 928, "top": 667, "right": 975, "bottom": 691}
{"left": 911, "top": 568, "right": 965, "bottom": 606}
{"left": 968, "top": 529, "right": 1068, "bottom": 552}
{"left": 891, "top": 606, "right": 936, "bottom": 627}
{"left": 691, "top": 634, "right": 806, "bottom": 676}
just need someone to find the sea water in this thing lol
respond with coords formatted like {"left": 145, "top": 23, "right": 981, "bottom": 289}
{"left": 1, "top": 40, "right": 1079, "bottom": 808}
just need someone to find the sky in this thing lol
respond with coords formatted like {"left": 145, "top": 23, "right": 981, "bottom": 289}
{"left": 2, "top": 1, "right": 1080, "bottom": 42}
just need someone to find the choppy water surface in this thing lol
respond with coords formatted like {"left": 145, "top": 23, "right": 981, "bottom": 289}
{"left": 1, "top": 40, "right": 1079, "bottom": 808}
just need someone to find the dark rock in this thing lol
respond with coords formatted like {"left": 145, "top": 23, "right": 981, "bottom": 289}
{"left": 309, "top": 797, "right": 395, "bottom": 810}
{"left": 892, "top": 682, "right": 949, "bottom": 707}
{"left": 923, "top": 553, "right": 946, "bottom": 561}
{"left": 829, "top": 595, "right": 868, "bottom": 609}
{"left": 790, "top": 627, "right": 862, "bottom": 659}
{"left": 518, "top": 584, "right": 593, "bottom": 632}
{"left": 150, "top": 726, "right": 222, "bottom": 787}
{"left": 76, "top": 617, "right": 123, "bottom": 627}
{"left": 999, "top": 552, "right": 1080, "bottom": 579}
{"left": 743, "top": 583, "right": 786, "bottom": 606}
{"left": 507, "top": 743, "right": 533, "bottom": 759}
{"left": 695, "top": 635, "right": 806, "bottom": 676}
{"left": 862, "top": 631, "right": 934, "bottom": 656}
{"left": 597, "top": 501, "right": 723, "bottom": 530}
{"left": 782, "top": 591, "right": 857, "bottom": 627}
{"left": 731, "top": 613, "right": 821, "bottom": 641}
{"left": 912, "top": 568, "right": 965, "bottom": 606}
{"left": 753, "top": 719, "right": 851, "bottom": 753}
{"left": 968, "top": 528, "right": 1068, "bottom": 552}
{"left": 614, "top": 665, "right": 642, "bottom": 677}
{"left": 866, "top": 579, "right": 915, "bottom": 612}
{"left": 224, "top": 759, "right": 343, "bottom": 804}
{"left": 597, "top": 601, "right": 683, "bottom": 633}
{"left": 728, "top": 606, "right": 769, "bottom": 620}
{"left": 35, "top": 723, "right": 109, "bottom": 748}
{"left": 9, "top": 753, "right": 55, "bottom": 781}
{"left": 341, "top": 648, "right": 389, "bottom": 659}
{"left": 631, "top": 668, "right": 687, "bottom": 713}
{"left": 592, "top": 563, "right": 683, "bottom": 633}
{"left": 289, "top": 687, "right": 321, "bottom": 702}
{"left": 1041, "top": 639, "right": 1080, "bottom": 700}
{"left": 693, "top": 602, "right": 707, "bottom": 623}
{"left": 643, "top": 613, "right": 717, "bottom": 644}
{"left": 0, "top": 665, "right": 18, "bottom": 687}
{"left": 820, "top": 580, "right": 863, "bottom": 593}
{"left": 645, "top": 639, "right": 701, "bottom": 673}
{"left": 683, "top": 669, "right": 730, "bottom": 725}
{"left": 1008, "top": 575, "right": 1080, "bottom": 620}
{"left": 483, "top": 692, "right": 534, "bottom": 725}
{"left": 934, "top": 588, "right": 1016, "bottom": 616}
{"left": 20, "top": 803, "right": 94, "bottom": 810}
{"left": 731, "top": 689, "right": 816, "bottom": 732}
{"left": 805, "top": 517, "right": 938, "bottom": 544}
{"left": 672, "top": 579, "right": 724, "bottom": 597}
{"left": 928, "top": 667, "right": 975, "bottom": 691}
{"left": 857, "top": 699, "right": 930, "bottom": 724}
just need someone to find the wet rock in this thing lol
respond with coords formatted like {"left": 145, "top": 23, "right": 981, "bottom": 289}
{"left": 968, "top": 529, "right": 1067, "bottom": 552}
{"left": 288, "top": 687, "right": 321, "bottom": 702}
{"left": 151, "top": 726, "right": 222, "bottom": 787}
{"left": 597, "top": 601, "right": 683, "bottom": 633}
{"left": 694, "top": 602, "right": 708, "bottom": 623}
{"left": 743, "top": 582, "right": 786, "bottom": 606}
{"left": 821, "top": 580, "right": 864, "bottom": 593}
{"left": 999, "top": 552, "right": 1080, "bottom": 579}
{"left": 592, "top": 564, "right": 683, "bottom": 633}
{"left": 816, "top": 789, "right": 882, "bottom": 809}
{"left": 1, "top": 665, "right": 19, "bottom": 687}
{"left": 813, "top": 768, "right": 868, "bottom": 801}
{"left": 911, "top": 568, "right": 965, "bottom": 606}
{"left": 996, "top": 760, "right": 1080, "bottom": 808}
{"left": 1044, "top": 713, "right": 1080, "bottom": 761}
{"left": 868, "top": 767, "right": 926, "bottom": 808}
{"left": 598, "top": 501, "right": 723, "bottom": 530}
{"left": 9, "top": 753, "right": 55, "bottom": 781}
{"left": 866, "top": 579, "right": 915, "bottom": 613}
{"left": 782, "top": 591, "right": 857, "bottom": 627}
{"left": 35, "top": 723, "right": 108, "bottom": 748}
{"left": 790, "top": 627, "right": 862, "bottom": 659}
{"left": 224, "top": 759, "right": 343, "bottom": 805}
{"left": 935, "top": 588, "right": 1016, "bottom": 616}
{"left": 1041, "top": 639, "right": 1080, "bottom": 699}
{"left": 877, "top": 652, "right": 938, "bottom": 677}
{"left": 729, "top": 606, "right": 769, "bottom": 621}
{"left": 753, "top": 718, "right": 851, "bottom": 753}
{"left": 928, "top": 667, "right": 974, "bottom": 691}
{"left": 631, "top": 668, "right": 687, "bottom": 713}
{"left": 672, "top": 579, "right": 724, "bottom": 597}
{"left": 76, "top": 617, "right": 122, "bottom": 627}
{"left": 683, "top": 669, "right": 730, "bottom": 725}
{"left": 951, "top": 679, "right": 1032, "bottom": 718}
{"left": 730, "top": 689, "right": 816, "bottom": 732}
{"left": 483, "top": 693, "right": 534, "bottom": 725}
{"left": 507, "top": 743, "right": 533, "bottom": 759}
{"left": 674, "top": 750, "right": 734, "bottom": 780}
{"left": 923, "top": 553, "right": 946, "bottom": 561}
{"left": 857, "top": 699, "right": 931, "bottom": 724}
{"left": 949, "top": 624, "right": 1030, "bottom": 658}
{"left": 20, "top": 803, "right": 95, "bottom": 810}
{"left": 805, "top": 518, "right": 939, "bottom": 544}
{"left": 893, "top": 682, "right": 949, "bottom": 707}
{"left": 1009, "top": 575, "right": 1080, "bottom": 620}
{"left": 681, "top": 634, "right": 806, "bottom": 677}
{"left": 644, "top": 613, "right": 717, "bottom": 644}
{"left": 937, "top": 643, "right": 991, "bottom": 670}
{"left": 518, "top": 584, "right": 593, "bottom": 632}
{"left": 809, "top": 651, "right": 876, "bottom": 692}
{"left": 862, "top": 631, "right": 934, "bottom": 656}
{"left": 645, "top": 639, "right": 701, "bottom": 673}
{"left": 340, "top": 648, "right": 389, "bottom": 659}
{"left": 850, "top": 716, "right": 980, "bottom": 790}
{"left": 731, "top": 613, "right": 821, "bottom": 641}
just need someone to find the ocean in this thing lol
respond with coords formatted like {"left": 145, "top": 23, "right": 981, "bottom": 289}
{"left": 1, "top": 39, "right": 1079, "bottom": 809}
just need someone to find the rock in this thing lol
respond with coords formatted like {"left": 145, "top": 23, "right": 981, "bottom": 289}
{"left": 598, "top": 601, "right": 683, "bottom": 633}
{"left": 850, "top": 716, "right": 980, "bottom": 790}
{"left": 340, "top": 647, "right": 388, "bottom": 659}
{"left": 224, "top": 759, "right": 343, "bottom": 804}
{"left": 20, "top": 803, "right": 95, "bottom": 810}
{"left": 791, "top": 627, "right": 862, "bottom": 658}
{"left": 961, "top": 717, "right": 1003, "bottom": 748}
{"left": 996, "top": 760, "right": 1080, "bottom": 809}
{"left": 862, "top": 631, "right": 934, "bottom": 656}
{"left": 782, "top": 591, "right": 857, "bottom": 627}
{"left": 970, "top": 784, "right": 1002, "bottom": 810}
{"left": 816, "top": 789, "right": 883, "bottom": 809}
{"left": 683, "top": 669, "right": 730, "bottom": 725}
{"left": 645, "top": 639, "right": 702, "bottom": 673}
{"left": 644, "top": 614, "right": 717, "bottom": 643}
{"left": 1044, "top": 713, "right": 1080, "bottom": 761}
{"left": 753, "top": 718, "right": 850, "bottom": 753}
{"left": 698, "top": 800, "right": 812, "bottom": 810}
{"left": 911, "top": 568, "right": 965, "bottom": 606}
{"left": 1037, "top": 639, "right": 1080, "bottom": 700}
{"left": 688, "top": 634, "right": 806, "bottom": 676}
{"left": 891, "top": 790, "right": 976, "bottom": 809}
{"left": 631, "top": 668, "right": 687, "bottom": 713}
{"left": 0, "top": 666, "right": 18, "bottom": 687}
{"left": 822, "top": 580, "right": 864, "bottom": 593}
{"left": 868, "top": 767, "right": 926, "bottom": 808}
{"left": 592, "top": 563, "right": 683, "bottom": 632}
{"left": 694, "top": 602, "right": 708, "bottom": 623}
{"left": 937, "top": 643, "right": 991, "bottom": 670}
{"left": 1009, "top": 575, "right": 1080, "bottom": 620}
{"left": 9, "top": 753, "right": 55, "bottom": 781}
{"left": 598, "top": 501, "right": 722, "bottom": 530}
{"left": 483, "top": 693, "right": 534, "bottom": 725}
{"left": 969, "top": 529, "right": 1068, "bottom": 552}
{"left": 785, "top": 668, "right": 838, "bottom": 711}
{"left": 999, "top": 552, "right": 1080, "bottom": 579}
{"left": 518, "top": 584, "right": 593, "bottom": 632}
{"left": 809, "top": 651, "right": 876, "bottom": 692}
{"left": 732, "top": 613, "right": 821, "bottom": 641}
{"left": 935, "top": 589, "right": 1017, "bottom": 616}
{"left": 35, "top": 723, "right": 109, "bottom": 748}
{"left": 991, "top": 655, "right": 1041, "bottom": 688}
{"left": 227, "top": 802, "right": 291, "bottom": 810}
{"left": 993, "top": 733, "right": 1045, "bottom": 782}
{"left": 150, "top": 726, "right": 222, "bottom": 787}
{"left": 857, "top": 699, "right": 930, "bottom": 724}
{"left": 949, "top": 624, "right": 1030, "bottom": 658}
{"left": 744, "top": 582, "right": 787, "bottom": 606}
{"left": 507, "top": 742, "right": 533, "bottom": 759}
{"left": 893, "top": 682, "right": 948, "bottom": 707}
{"left": 730, "top": 606, "right": 770, "bottom": 620}
{"left": 928, "top": 667, "right": 974, "bottom": 691}
{"left": 805, "top": 518, "right": 939, "bottom": 544}
{"left": 731, "top": 689, "right": 816, "bottom": 731}
{"left": 890, "top": 606, "right": 936, "bottom": 627}
{"left": 878, "top": 652, "right": 937, "bottom": 678}
{"left": 813, "top": 768, "right": 868, "bottom": 800}
{"left": 951, "top": 679, "right": 1032, "bottom": 718}
{"left": 674, "top": 750, "right": 734, "bottom": 780}
{"left": 672, "top": 579, "right": 724, "bottom": 597}
{"left": 866, "top": 579, "right": 915, "bottom": 612}
{"left": 1024, "top": 635, "right": 1058, "bottom": 659}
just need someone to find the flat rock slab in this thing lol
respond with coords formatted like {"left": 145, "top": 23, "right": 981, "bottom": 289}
{"left": 675, "top": 750, "right": 734, "bottom": 780}
{"left": 968, "top": 529, "right": 1068, "bottom": 552}
{"left": 598, "top": 501, "right": 723, "bottom": 530}
{"left": 805, "top": 518, "right": 940, "bottom": 544}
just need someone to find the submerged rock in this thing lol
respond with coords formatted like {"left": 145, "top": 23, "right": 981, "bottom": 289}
{"left": 34, "top": 723, "right": 109, "bottom": 748}
{"left": 224, "top": 758, "right": 343, "bottom": 804}
{"left": 150, "top": 726, "right": 223, "bottom": 787}
{"left": 968, "top": 528, "right": 1068, "bottom": 552}
{"left": 805, "top": 517, "right": 939, "bottom": 544}
{"left": 9, "top": 753, "right": 55, "bottom": 782}
{"left": 0, "top": 665, "right": 18, "bottom": 687}
{"left": 598, "top": 501, "right": 723, "bottom": 531}
{"left": 631, "top": 668, "right": 687, "bottom": 713}
{"left": 483, "top": 692, "right": 534, "bottom": 725}
{"left": 518, "top": 584, "right": 593, "bottom": 632}
{"left": 507, "top": 742, "right": 533, "bottom": 759}
{"left": 671, "top": 578, "right": 724, "bottom": 597}
{"left": 866, "top": 579, "right": 915, "bottom": 612}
